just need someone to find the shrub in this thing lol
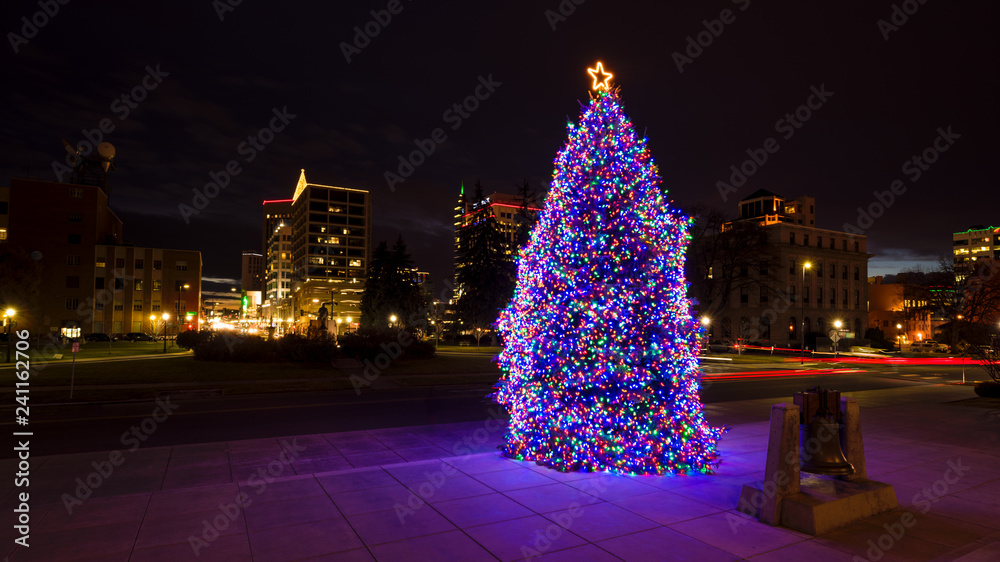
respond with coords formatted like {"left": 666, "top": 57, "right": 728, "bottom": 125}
{"left": 338, "top": 330, "right": 435, "bottom": 361}
{"left": 973, "top": 381, "right": 1000, "bottom": 398}
{"left": 176, "top": 330, "right": 211, "bottom": 350}
{"left": 277, "top": 334, "right": 337, "bottom": 363}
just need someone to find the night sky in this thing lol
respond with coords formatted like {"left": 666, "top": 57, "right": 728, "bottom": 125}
{"left": 2, "top": 1, "right": 996, "bottom": 290}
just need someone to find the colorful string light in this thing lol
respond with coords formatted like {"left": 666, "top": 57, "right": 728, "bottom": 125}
{"left": 493, "top": 87, "right": 724, "bottom": 476}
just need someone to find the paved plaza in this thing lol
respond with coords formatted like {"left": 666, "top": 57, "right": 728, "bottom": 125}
{"left": 3, "top": 384, "right": 999, "bottom": 561}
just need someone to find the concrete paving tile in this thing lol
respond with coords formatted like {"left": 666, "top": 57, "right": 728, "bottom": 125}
{"left": 166, "top": 451, "right": 230, "bottom": 469}
{"left": 245, "top": 495, "right": 342, "bottom": 531}
{"left": 745, "top": 538, "right": 857, "bottom": 561}
{"left": 145, "top": 483, "right": 242, "bottom": 520}
{"left": 670, "top": 511, "right": 808, "bottom": 558}
{"left": 952, "top": 480, "right": 1000, "bottom": 505}
{"left": 598, "top": 526, "right": 739, "bottom": 562}
{"left": 369, "top": 433, "right": 436, "bottom": 449}
{"left": 611, "top": 490, "right": 722, "bottom": 525}
{"left": 316, "top": 467, "right": 397, "bottom": 494}
{"left": 296, "top": 548, "right": 375, "bottom": 561}
{"left": 9, "top": 545, "right": 131, "bottom": 561}
{"left": 717, "top": 435, "right": 768, "bottom": 454}
{"left": 565, "top": 474, "right": 660, "bottom": 501}
{"left": 368, "top": 529, "right": 496, "bottom": 561}
{"left": 471, "top": 467, "right": 559, "bottom": 491}
{"left": 331, "top": 483, "right": 417, "bottom": 516}
{"left": 503, "top": 483, "right": 604, "bottom": 513}
{"left": 130, "top": 532, "right": 251, "bottom": 561}
{"left": 383, "top": 459, "right": 458, "bottom": 483}
{"left": 463, "top": 515, "right": 586, "bottom": 562}
{"left": 231, "top": 458, "right": 296, "bottom": 483}
{"left": 623, "top": 471, "right": 716, "bottom": 491}
{"left": 521, "top": 463, "right": 606, "bottom": 483}
{"left": 408, "top": 475, "right": 495, "bottom": 503}
{"left": 443, "top": 452, "right": 522, "bottom": 475}
{"left": 247, "top": 517, "right": 363, "bottom": 561}
{"left": 239, "top": 474, "right": 324, "bottom": 504}
{"left": 814, "top": 519, "right": 956, "bottom": 561}
{"left": 542, "top": 501, "right": 659, "bottom": 542}
{"left": 860, "top": 510, "right": 998, "bottom": 549}
{"left": 346, "top": 506, "right": 456, "bottom": 546}
{"left": 345, "top": 450, "right": 406, "bottom": 468}
{"left": 322, "top": 430, "right": 374, "bottom": 444}
{"left": 917, "top": 495, "right": 1000, "bottom": 530}
{"left": 134, "top": 507, "right": 246, "bottom": 549}
{"left": 169, "top": 442, "right": 230, "bottom": 456}
{"left": 529, "top": 543, "right": 622, "bottom": 562}
{"left": 24, "top": 519, "right": 141, "bottom": 561}
{"left": 335, "top": 439, "right": 391, "bottom": 454}
{"left": 433, "top": 492, "right": 534, "bottom": 528}
{"left": 227, "top": 438, "right": 282, "bottom": 452}
{"left": 393, "top": 446, "right": 452, "bottom": 461}
{"left": 291, "top": 456, "right": 353, "bottom": 475}
{"left": 667, "top": 479, "right": 743, "bottom": 511}
{"left": 33, "top": 491, "right": 149, "bottom": 532}
{"left": 160, "top": 465, "right": 233, "bottom": 489}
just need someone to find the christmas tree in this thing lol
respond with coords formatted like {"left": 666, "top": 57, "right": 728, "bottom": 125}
{"left": 493, "top": 63, "right": 724, "bottom": 475}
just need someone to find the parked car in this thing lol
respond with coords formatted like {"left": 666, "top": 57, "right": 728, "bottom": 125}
{"left": 122, "top": 332, "right": 154, "bottom": 342}
{"left": 84, "top": 333, "right": 111, "bottom": 342}
{"left": 909, "top": 341, "right": 950, "bottom": 353}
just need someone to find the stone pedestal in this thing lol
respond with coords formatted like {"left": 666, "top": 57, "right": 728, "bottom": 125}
{"left": 737, "top": 396, "right": 898, "bottom": 535}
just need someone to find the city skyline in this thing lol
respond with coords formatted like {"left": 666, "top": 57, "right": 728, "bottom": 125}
{"left": 2, "top": 1, "right": 996, "bottom": 287}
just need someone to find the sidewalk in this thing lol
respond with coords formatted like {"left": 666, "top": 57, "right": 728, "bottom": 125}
{"left": 2, "top": 384, "right": 999, "bottom": 561}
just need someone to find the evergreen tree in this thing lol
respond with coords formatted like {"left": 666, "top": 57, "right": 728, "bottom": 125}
{"left": 494, "top": 84, "right": 723, "bottom": 475}
{"left": 360, "top": 237, "right": 424, "bottom": 331}
{"left": 456, "top": 181, "right": 515, "bottom": 345}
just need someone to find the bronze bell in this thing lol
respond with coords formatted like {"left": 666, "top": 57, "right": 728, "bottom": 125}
{"left": 799, "top": 408, "right": 855, "bottom": 476}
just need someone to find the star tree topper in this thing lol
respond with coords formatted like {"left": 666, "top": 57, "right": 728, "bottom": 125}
{"left": 587, "top": 61, "right": 613, "bottom": 91}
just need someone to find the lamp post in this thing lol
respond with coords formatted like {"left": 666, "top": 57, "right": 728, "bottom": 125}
{"left": 177, "top": 283, "right": 190, "bottom": 345}
{"left": 896, "top": 323, "right": 903, "bottom": 351}
{"left": 833, "top": 320, "right": 842, "bottom": 359}
{"left": 700, "top": 317, "right": 710, "bottom": 353}
{"left": 162, "top": 313, "right": 170, "bottom": 353}
{"left": 4, "top": 308, "right": 15, "bottom": 363}
{"left": 801, "top": 262, "right": 811, "bottom": 364}
{"left": 389, "top": 314, "right": 397, "bottom": 330}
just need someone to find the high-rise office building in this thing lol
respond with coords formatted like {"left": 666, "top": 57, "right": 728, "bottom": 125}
{"left": 953, "top": 225, "right": 999, "bottom": 282}
{"left": 262, "top": 170, "right": 371, "bottom": 333}
{"left": 1, "top": 178, "right": 201, "bottom": 337}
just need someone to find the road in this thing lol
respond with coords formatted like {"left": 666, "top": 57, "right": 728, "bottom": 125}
{"left": 0, "top": 358, "right": 986, "bottom": 458}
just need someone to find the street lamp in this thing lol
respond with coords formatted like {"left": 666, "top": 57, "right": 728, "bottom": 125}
{"left": 833, "top": 320, "right": 842, "bottom": 359}
{"left": 896, "top": 323, "right": 903, "bottom": 351}
{"left": 801, "top": 262, "right": 811, "bottom": 364}
{"left": 389, "top": 314, "right": 397, "bottom": 329}
{"left": 4, "top": 308, "right": 15, "bottom": 363}
{"left": 162, "top": 313, "right": 170, "bottom": 353}
{"left": 177, "top": 284, "right": 190, "bottom": 344}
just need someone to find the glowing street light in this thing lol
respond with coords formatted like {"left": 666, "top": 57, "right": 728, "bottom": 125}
{"left": 4, "top": 308, "right": 15, "bottom": 363}
{"left": 833, "top": 320, "right": 843, "bottom": 359}
{"left": 801, "top": 262, "right": 811, "bottom": 364}
{"left": 161, "top": 313, "right": 170, "bottom": 353}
